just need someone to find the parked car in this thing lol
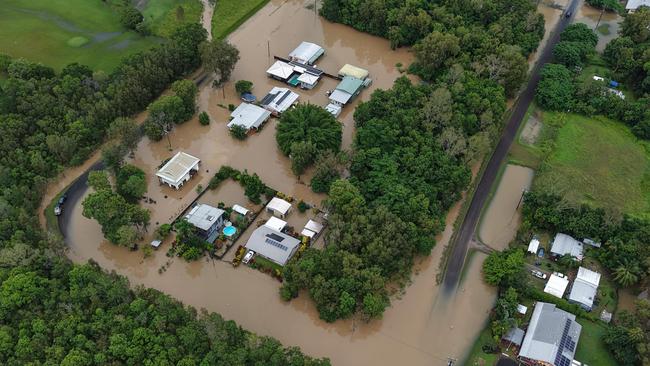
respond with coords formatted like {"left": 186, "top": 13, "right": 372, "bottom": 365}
{"left": 58, "top": 193, "right": 67, "bottom": 205}
{"left": 54, "top": 205, "right": 62, "bottom": 216}
{"left": 537, "top": 247, "right": 545, "bottom": 258}
{"left": 565, "top": 11, "right": 572, "bottom": 18}
{"left": 243, "top": 250, "right": 255, "bottom": 264}
{"left": 531, "top": 270, "right": 547, "bottom": 279}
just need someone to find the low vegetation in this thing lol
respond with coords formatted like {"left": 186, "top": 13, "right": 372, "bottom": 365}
{"left": 211, "top": 0, "right": 270, "bottom": 40}
{"left": 141, "top": 0, "right": 203, "bottom": 38}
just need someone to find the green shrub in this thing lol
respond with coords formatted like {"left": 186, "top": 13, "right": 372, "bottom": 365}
{"left": 199, "top": 111, "right": 210, "bottom": 125}
{"left": 235, "top": 80, "right": 253, "bottom": 94}
{"left": 230, "top": 125, "right": 248, "bottom": 140}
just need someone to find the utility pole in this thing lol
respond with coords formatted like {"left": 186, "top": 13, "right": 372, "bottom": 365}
{"left": 516, "top": 189, "right": 528, "bottom": 209}
{"left": 595, "top": 8, "right": 604, "bottom": 30}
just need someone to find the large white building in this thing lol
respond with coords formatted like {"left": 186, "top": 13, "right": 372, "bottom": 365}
{"left": 544, "top": 272, "right": 570, "bottom": 299}
{"left": 156, "top": 152, "right": 200, "bottom": 190}
{"left": 260, "top": 87, "right": 299, "bottom": 116}
{"left": 288, "top": 41, "right": 325, "bottom": 65}
{"left": 227, "top": 103, "right": 271, "bottom": 131}
{"left": 568, "top": 267, "right": 601, "bottom": 311}
{"left": 245, "top": 223, "right": 301, "bottom": 266}
{"left": 550, "top": 233, "right": 584, "bottom": 261}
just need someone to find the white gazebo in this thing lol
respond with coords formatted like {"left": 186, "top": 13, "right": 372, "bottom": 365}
{"left": 266, "top": 197, "right": 292, "bottom": 218}
{"left": 156, "top": 152, "right": 200, "bottom": 190}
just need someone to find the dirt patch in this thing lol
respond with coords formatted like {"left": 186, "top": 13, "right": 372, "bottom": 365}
{"left": 520, "top": 113, "right": 542, "bottom": 145}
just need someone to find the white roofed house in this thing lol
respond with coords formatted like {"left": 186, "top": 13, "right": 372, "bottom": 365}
{"left": 156, "top": 152, "right": 200, "bottom": 190}
{"left": 260, "top": 87, "right": 299, "bottom": 116}
{"left": 550, "top": 233, "right": 584, "bottom": 261}
{"left": 626, "top": 0, "right": 650, "bottom": 12}
{"left": 544, "top": 272, "right": 570, "bottom": 299}
{"left": 288, "top": 41, "right": 325, "bottom": 65}
{"left": 266, "top": 60, "right": 295, "bottom": 82}
{"left": 518, "top": 302, "right": 582, "bottom": 366}
{"left": 568, "top": 267, "right": 601, "bottom": 311}
{"left": 266, "top": 197, "right": 292, "bottom": 218}
{"left": 184, "top": 204, "right": 226, "bottom": 243}
{"left": 227, "top": 103, "right": 271, "bottom": 131}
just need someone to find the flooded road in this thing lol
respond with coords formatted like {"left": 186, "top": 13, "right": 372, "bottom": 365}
{"left": 574, "top": 2, "right": 622, "bottom": 52}
{"left": 478, "top": 165, "right": 534, "bottom": 250}
{"left": 530, "top": 0, "right": 570, "bottom": 68}
{"left": 57, "top": 1, "right": 499, "bottom": 364}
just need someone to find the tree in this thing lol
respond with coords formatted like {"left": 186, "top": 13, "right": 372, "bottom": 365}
{"left": 102, "top": 143, "right": 126, "bottom": 173}
{"left": 116, "top": 165, "right": 147, "bottom": 202}
{"left": 200, "top": 40, "right": 240, "bottom": 87}
{"left": 82, "top": 189, "right": 150, "bottom": 243}
{"left": 235, "top": 80, "right": 253, "bottom": 95}
{"left": 148, "top": 95, "right": 186, "bottom": 125}
{"left": 613, "top": 261, "right": 640, "bottom": 287}
{"left": 310, "top": 151, "right": 347, "bottom": 193}
{"left": 276, "top": 104, "right": 342, "bottom": 173}
{"left": 482, "top": 250, "right": 525, "bottom": 288}
{"left": 603, "top": 37, "right": 636, "bottom": 73}
{"left": 119, "top": 6, "right": 143, "bottom": 30}
{"left": 420, "top": 87, "right": 453, "bottom": 133}
{"left": 586, "top": 0, "right": 623, "bottom": 12}
{"left": 229, "top": 125, "right": 248, "bottom": 140}
{"left": 46, "top": 134, "right": 76, "bottom": 164}
{"left": 622, "top": 7, "right": 650, "bottom": 43}
{"left": 88, "top": 170, "right": 111, "bottom": 192}
{"left": 536, "top": 63, "right": 575, "bottom": 111}
{"left": 412, "top": 31, "right": 460, "bottom": 80}
{"left": 560, "top": 23, "right": 599, "bottom": 47}
{"left": 108, "top": 117, "right": 140, "bottom": 154}
{"left": 198, "top": 111, "right": 210, "bottom": 125}
{"left": 171, "top": 79, "right": 198, "bottom": 121}
{"left": 480, "top": 45, "right": 528, "bottom": 97}
{"left": 116, "top": 225, "right": 139, "bottom": 248}
{"left": 553, "top": 41, "right": 587, "bottom": 68}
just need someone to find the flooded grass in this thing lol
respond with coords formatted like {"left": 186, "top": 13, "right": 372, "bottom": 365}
{"left": 0, "top": 0, "right": 160, "bottom": 72}
{"left": 574, "top": 3, "right": 622, "bottom": 52}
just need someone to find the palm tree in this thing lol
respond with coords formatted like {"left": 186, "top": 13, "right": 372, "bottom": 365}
{"left": 614, "top": 261, "right": 639, "bottom": 287}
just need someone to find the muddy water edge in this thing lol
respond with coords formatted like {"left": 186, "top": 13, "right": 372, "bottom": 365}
{"left": 59, "top": 1, "right": 501, "bottom": 364}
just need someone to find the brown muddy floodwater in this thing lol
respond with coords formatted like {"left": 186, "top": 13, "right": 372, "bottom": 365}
{"left": 479, "top": 164, "right": 534, "bottom": 251}
{"left": 530, "top": 0, "right": 569, "bottom": 68}
{"left": 62, "top": 1, "right": 497, "bottom": 364}
{"left": 574, "top": 2, "right": 622, "bottom": 52}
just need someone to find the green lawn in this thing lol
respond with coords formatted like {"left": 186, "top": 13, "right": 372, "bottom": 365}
{"left": 463, "top": 322, "right": 499, "bottom": 366}
{"left": 212, "top": 0, "right": 270, "bottom": 40}
{"left": 533, "top": 112, "right": 650, "bottom": 218}
{"left": 0, "top": 0, "right": 161, "bottom": 72}
{"left": 142, "top": 0, "right": 203, "bottom": 38}
{"left": 575, "top": 319, "right": 618, "bottom": 366}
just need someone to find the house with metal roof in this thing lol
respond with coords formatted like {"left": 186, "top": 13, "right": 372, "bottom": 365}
{"left": 260, "top": 87, "right": 299, "bottom": 116}
{"left": 338, "top": 64, "right": 369, "bottom": 80}
{"left": 568, "top": 267, "right": 601, "bottom": 311}
{"left": 329, "top": 76, "right": 365, "bottom": 106}
{"left": 156, "top": 152, "right": 200, "bottom": 190}
{"left": 544, "top": 272, "right": 570, "bottom": 299}
{"left": 527, "top": 237, "right": 540, "bottom": 254}
{"left": 626, "top": 0, "right": 650, "bottom": 12}
{"left": 503, "top": 327, "right": 526, "bottom": 347}
{"left": 519, "top": 302, "right": 582, "bottom": 366}
{"left": 245, "top": 224, "right": 301, "bottom": 266}
{"left": 266, "top": 197, "right": 292, "bottom": 218}
{"left": 227, "top": 103, "right": 271, "bottom": 131}
{"left": 550, "top": 233, "right": 584, "bottom": 261}
{"left": 288, "top": 41, "right": 324, "bottom": 65}
{"left": 266, "top": 60, "right": 295, "bottom": 81}
{"left": 184, "top": 204, "right": 226, "bottom": 243}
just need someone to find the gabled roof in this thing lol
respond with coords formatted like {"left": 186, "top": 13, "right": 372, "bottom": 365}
{"left": 245, "top": 226, "right": 301, "bottom": 266}
{"left": 266, "top": 197, "right": 291, "bottom": 215}
{"left": 156, "top": 152, "right": 200, "bottom": 185}
{"left": 288, "top": 42, "right": 324, "bottom": 64}
{"left": 305, "top": 219, "right": 323, "bottom": 233}
{"left": 260, "top": 87, "right": 299, "bottom": 114}
{"left": 228, "top": 103, "right": 271, "bottom": 130}
{"left": 519, "top": 302, "right": 581, "bottom": 366}
{"left": 336, "top": 76, "right": 364, "bottom": 95}
{"left": 528, "top": 238, "right": 540, "bottom": 253}
{"left": 264, "top": 216, "right": 287, "bottom": 232}
{"left": 297, "top": 72, "right": 320, "bottom": 85}
{"left": 568, "top": 267, "right": 601, "bottom": 309}
{"left": 551, "top": 233, "right": 584, "bottom": 260}
{"left": 329, "top": 89, "right": 352, "bottom": 105}
{"left": 544, "top": 273, "right": 569, "bottom": 299}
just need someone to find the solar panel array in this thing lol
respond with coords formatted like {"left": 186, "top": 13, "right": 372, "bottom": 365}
{"left": 265, "top": 238, "right": 288, "bottom": 251}
{"left": 554, "top": 319, "right": 576, "bottom": 366}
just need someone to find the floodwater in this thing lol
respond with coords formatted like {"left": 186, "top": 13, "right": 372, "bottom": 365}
{"left": 478, "top": 164, "right": 534, "bottom": 250}
{"left": 616, "top": 288, "right": 638, "bottom": 314}
{"left": 200, "top": 0, "right": 213, "bottom": 41}
{"left": 574, "top": 2, "right": 622, "bottom": 52}
{"left": 529, "top": 0, "right": 570, "bottom": 68}
{"left": 59, "top": 1, "right": 499, "bottom": 364}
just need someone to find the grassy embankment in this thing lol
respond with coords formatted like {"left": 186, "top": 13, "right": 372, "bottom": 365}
{"left": 211, "top": 0, "right": 270, "bottom": 40}
{"left": 141, "top": 0, "right": 203, "bottom": 38}
{"left": 0, "top": 0, "right": 161, "bottom": 72}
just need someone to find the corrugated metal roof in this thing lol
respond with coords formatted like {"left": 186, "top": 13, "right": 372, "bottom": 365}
{"left": 156, "top": 152, "right": 200, "bottom": 185}
{"left": 336, "top": 76, "right": 364, "bottom": 95}
{"left": 185, "top": 204, "right": 225, "bottom": 231}
{"left": 338, "top": 64, "right": 369, "bottom": 80}
{"left": 245, "top": 226, "right": 300, "bottom": 266}
{"left": 551, "top": 233, "right": 584, "bottom": 260}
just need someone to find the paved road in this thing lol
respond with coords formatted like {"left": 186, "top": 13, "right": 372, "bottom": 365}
{"left": 57, "top": 161, "right": 104, "bottom": 238}
{"left": 441, "top": 0, "right": 581, "bottom": 294}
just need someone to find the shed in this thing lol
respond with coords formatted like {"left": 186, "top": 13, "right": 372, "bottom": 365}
{"left": 325, "top": 103, "right": 342, "bottom": 117}
{"left": 260, "top": 87, "right": 299, "bottom": 116}
{"left": 266, "top": 60, "right": 295, "bottom": 81}
{"left": 517, "top": 304, "right": 528, "bottom": 315}
{"left": 232, "top": 204, "right": 249, "bottom": 216}
{"left": 150, "top": 240, "right": 162, "bottom": 249}
{"left": 301, "top": 228, "right": 316, "bottom": 238}
{"left": 544, "top": 272, "right": 569, "bottom": 299}
{"left": 156, "top": 152, "right": 200, "bottom": 190}
{"left": 527, "top": 238, "right": 540, "bottom": 254}
{"left": 288, "top": 42, "right": 324, "bottom": 65}
{"left": 245, "top": 225, "right": 301, "bottom": 266}
{"left": 228, "top": 103, "right": 272, "bottom": 131}
{"left": 338, "top": 64, "right": 369, "bottom": 80}
{"left": 550, "top": 233, "right": 584, "bottom": 261}
{"left": 266, "top": 197, "right": 292, "bottom": 218}
{"left": 503, "top": 327, "right": 525, "bottom": 347}
{"left": 582, "top": 238, "right": 601, "bottom": 248}
{"left": 305, "top": 219, "right": 323, "bottom": 234}
{"left": 264, "top": 216, "right": 287, "bottom": 232}
{"left": 568, "top": 267, "right": 601, "bottom": 311}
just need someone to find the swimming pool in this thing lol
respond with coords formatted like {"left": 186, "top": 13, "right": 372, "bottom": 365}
{"left": 223, "top": 226, "right": 237, "bottom": 237}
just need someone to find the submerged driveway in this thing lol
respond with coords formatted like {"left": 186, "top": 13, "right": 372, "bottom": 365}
{"left": 442, "top": 0, "right": 581, "bottom": 294}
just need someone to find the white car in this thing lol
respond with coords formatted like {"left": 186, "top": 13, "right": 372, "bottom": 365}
{"left": 531, "top": 270, "right": 547, "bottom": 279}
{"left": 54, "top": 205, "right": 62, "bottom": 216}
{"left": 243, "top": 250, "right": 255, "bottom": 264}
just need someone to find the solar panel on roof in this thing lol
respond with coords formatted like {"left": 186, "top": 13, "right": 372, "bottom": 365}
{"left": 265, "top": 238, "right": 288, "bottom": 251}
{"left": 267, "top": 233, "right": 285, "bottom": 242}
{"left": 276, "top": 90, "right": 291, "bottom": 104}
{"left": 260, "top": 93, "right": 277, "bottom": 105}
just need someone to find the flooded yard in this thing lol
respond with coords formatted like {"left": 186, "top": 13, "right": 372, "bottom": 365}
{"left": 479, "top": 164, "right": 534, "bottom": 250}
{"left": 574, "top": 2, "right": 622, "bottom": 52}
{"left": 529, "top": 0, "right": 570, "bottom": 68}
{"left": 58, "top": 1, "right": 500, "bottom": 364}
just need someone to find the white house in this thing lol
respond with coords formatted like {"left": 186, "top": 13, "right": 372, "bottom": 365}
{"left": 568, "top": 267, "right": 601, "bottom": 311}
{"left": 245, "top": 224, "right": 301, "bottom": 266}
{"left": 266, "top": 197, "right": 292, "bottom": 218}
{"left": 156, "top": 152, "right": 200, "bottom": 190}
{"left": 227, "top": 103, "right": 271, "bottom": 131}
{"left": 550, "top": 233, "right": 584, "bottom": 261}
{"left": 288, "top": 41, "right": 325, "bottom": 65}
{"left": 266, "top": 60, "right": 295, "bottom": 82}
{"left": 260, "top": 87, "right": 299, "bottom": 116}
{"left": 626, "top": 0, "right": 650, "bottom": 12}
{"left": 544, "top": 272, "right": 570, "bottom": 299}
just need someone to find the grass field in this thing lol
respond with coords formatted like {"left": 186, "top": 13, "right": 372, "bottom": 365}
{"left": 575, "top": 319, "right": 618, "bottom": 366}
{"left": 141, "top": 0, "right": 203, "bottom": 38}
{"left": 533, "top": 112, "right": 650, "bottom": 217}
{"left": 0, "top": 0, "right": 161, "bottom": 72}
{"left": 212, "top": 0, "right": 270, "bottom": 40}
